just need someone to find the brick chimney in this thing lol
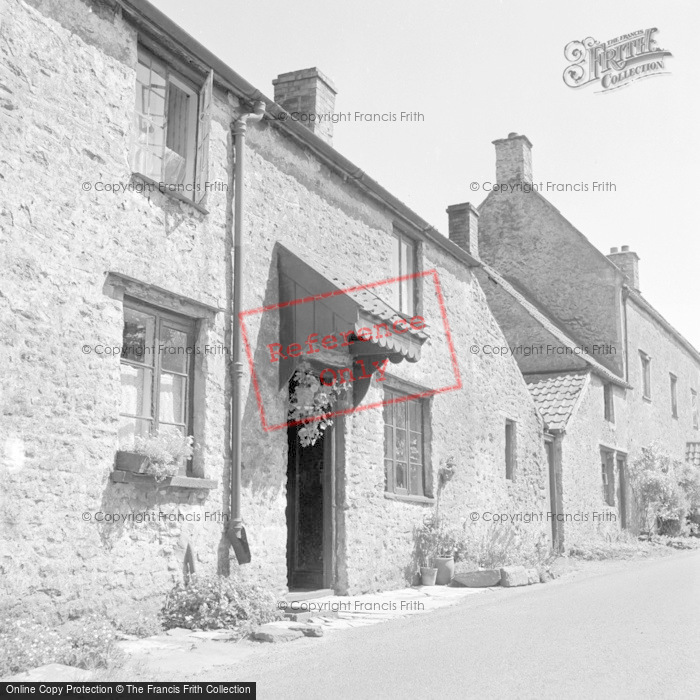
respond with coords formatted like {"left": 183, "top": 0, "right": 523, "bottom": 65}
{"left": 446, "top": 202, "right": 479, "bottom": 257}
{"left": 607, "top": 245, "right": 640, "bottom": 290}
{"left": 493, "top": 132, "right": 533, "bottom": 184}
{"left": 272, "top": 68, "right": 337, "bottom": 145}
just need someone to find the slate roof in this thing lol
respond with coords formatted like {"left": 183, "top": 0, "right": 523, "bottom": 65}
{"left": 480, "top": 262, "right": 629, "bottom": 387}
{"left": 525, "top": 372, "right": 588, "bottom": 431}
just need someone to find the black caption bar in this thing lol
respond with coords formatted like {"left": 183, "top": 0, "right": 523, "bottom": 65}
{"left": 1, "top": 682, "right": 256, "bottom": 697}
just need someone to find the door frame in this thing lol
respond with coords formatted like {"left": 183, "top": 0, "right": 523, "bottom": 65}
{"left": 545, "top": 433, "right": 563, "bottom": 553}
{"left": 286, "top": 420, "right": 339, "bottom": 591}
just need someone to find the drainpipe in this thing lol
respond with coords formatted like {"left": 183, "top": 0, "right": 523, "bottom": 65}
{"left": 227, "top": 99, "right": 265, "bottom": 562}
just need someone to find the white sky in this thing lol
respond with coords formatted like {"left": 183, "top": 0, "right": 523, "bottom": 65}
{"left": 150, "top": 0, "right": 700, "bottom": 348}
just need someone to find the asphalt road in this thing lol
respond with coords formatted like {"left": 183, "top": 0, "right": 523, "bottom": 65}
{"left": 208, "top": 552, "right": 700, "bottom": 699}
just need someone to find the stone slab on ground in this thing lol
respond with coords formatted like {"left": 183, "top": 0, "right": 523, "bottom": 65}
{"left": 526, "top": 568, "right": 540, "bottom": 585}
{"left": 450, "top": 569, "right": 501, "bottom": 587}
{"left": 500, "top": 566, "right": 530, "bottom": 587}
{"left": 253, "top": 624, "right": 304, "bottom": 643}
{"left": 4, "top": 664, "right": 94, "bottom": 682}
{"left": 288, "top": 623, "right": 323, "bottom": 637}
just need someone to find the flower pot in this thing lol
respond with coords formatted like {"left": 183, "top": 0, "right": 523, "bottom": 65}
{"left": 434, "top": 555, "right": 455, "bottom": 585}
{"left": 115, "top": 450, "right": 148, "bottom": 473}
{"left": 420, "top": 566, "right": 438, "bottom": 586}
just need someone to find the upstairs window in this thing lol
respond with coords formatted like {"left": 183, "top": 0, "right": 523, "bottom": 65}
{"left": 505, "top": 419, "right": 516, "bottom": 480}
{"left": 388, "top": 229, "right": 417, "bottom": 316}
{"left": 670, "top": 374, "right": 678, "bottom": 419}
{"left": 604, "top": 383, "right": 615, "bottom": 423}
{"left": 384, "top": 390, "right": 426, "bottom": 497}
{"left": 692, "top": 390, "right": 699, "bottom": 430}
{"left": 132, "top": 47, "right": 212, "bottom": 204}
{"left": 119, "top": 299, "right": 196, "bottom": 459}
{"left": 640, "top": 351, "right": 652, "bottom": 400}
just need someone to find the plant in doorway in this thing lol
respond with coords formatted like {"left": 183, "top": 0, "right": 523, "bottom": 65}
{"left": 288, "top": 361, "right": 349, "bottom": 447}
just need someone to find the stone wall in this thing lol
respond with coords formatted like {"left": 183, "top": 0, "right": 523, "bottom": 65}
{"left": 0, "top": 0, "right": 232, "bottom": 616}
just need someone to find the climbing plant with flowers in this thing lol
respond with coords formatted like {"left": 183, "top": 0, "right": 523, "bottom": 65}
{"left": 288, "top": 361, "right": 349, "bottom": 447}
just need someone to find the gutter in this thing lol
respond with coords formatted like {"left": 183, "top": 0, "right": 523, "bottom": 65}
{"left": 224, "top": 100, "right": 266, "bottom": 565}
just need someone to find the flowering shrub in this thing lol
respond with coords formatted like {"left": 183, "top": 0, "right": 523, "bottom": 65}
{"left": 288, "top": 362, "right": 348, "bottom": 447}
{"left": 0, "top": 615, "right": 121, "bottom": 677}
{"left": 161, "top": 574, "right": 281, "bottom": 633}
{"left": 629, "top": 443, "right": 700, "bottom": 533}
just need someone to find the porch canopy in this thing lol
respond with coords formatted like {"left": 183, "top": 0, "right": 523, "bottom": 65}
{"left": 276, "top": 244, "right": 429, "bottom": 390}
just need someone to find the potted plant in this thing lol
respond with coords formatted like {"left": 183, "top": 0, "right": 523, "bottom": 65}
{"left": 414, "top": 515, "right": 439, "bottom": 586}
{"left": 115, "top": 432, "right": 195, "bottom": 483}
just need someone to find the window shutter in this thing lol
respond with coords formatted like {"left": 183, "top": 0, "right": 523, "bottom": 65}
{"left": 195, "top": 69, "right": 213, "bottom": 205}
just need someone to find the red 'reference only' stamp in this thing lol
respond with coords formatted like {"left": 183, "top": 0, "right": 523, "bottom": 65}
{"left": 239, "top": 269, "right": 461, "bottom": 432}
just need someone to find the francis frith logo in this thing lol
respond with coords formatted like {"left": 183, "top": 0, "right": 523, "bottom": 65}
{"left": 563, "top": 28, "right": 672, "bottom": 93}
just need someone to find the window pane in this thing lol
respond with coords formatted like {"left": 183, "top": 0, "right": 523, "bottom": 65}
{"left": 409, "top": 431, "right": 422, "bottom": 464}
{"left": 383, "top": 399, "right": 393, "bottom": 426}
{"left": 400, "top": 239, "right": 415, "bottom": 314}
{"left": 395, "top": 462, "right": 407, "bottom": 490}
{"left": 384, "top": 425, "right": 393, "bottom": 459}
{"left": 408, "top": 400, "right": 422, "bottom": 432}
{"left": 122, "top": 307, "right": 156, "bottom": 365}
{"left": 159, "top": 372, "right": 186, "bottom": 424}
{"left": 395, "top": 428, "right": 406, "bottom": 461}
{"left": 388, "top": 234, "right": 401, "bottom": 310}
{"left": 395, "top": 401, "right": 406, "bottom": 428}
{"left": 409, "top": 460, "right": 422, "bottom": 496}
{"left": 120, "top": 364, "right": 153, "bottom": 417}
{"left": 118, "top": 416, "right": 150, "bottom": 447}
{"left": 160, "top": 326, "right": 190, "bottom": 374}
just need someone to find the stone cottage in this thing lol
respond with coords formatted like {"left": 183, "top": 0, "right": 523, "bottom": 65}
{"left": 0, "top": 0, "right": 551, "bottom": 613}
{"left": 468, "top": 133, "right": 700, "bottom": 547}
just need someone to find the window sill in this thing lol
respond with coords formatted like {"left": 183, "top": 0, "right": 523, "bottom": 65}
{"left": 642, "top": 396, "right": 652, "bottom": 404}
{"left": 131, "top": 173, "right": 210, "bottom": 215}
{"left": 384, "top": 492, "right": 435, "bottom": 505}
{"left": 110, "top": 469, "right": 217, "bottom": 490}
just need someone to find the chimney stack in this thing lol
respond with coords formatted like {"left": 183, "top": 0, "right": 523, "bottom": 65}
{"left": 492, "top": 132, "right": 533, "bottom": 184}
{"left": 273, "top": 68, "right": 337, "bottom": 145}
{"left": 607, "top": 245, "right": 640, "bottom": 290}
{"left": 446, "top": 202, "right": 479, "bottom": 257}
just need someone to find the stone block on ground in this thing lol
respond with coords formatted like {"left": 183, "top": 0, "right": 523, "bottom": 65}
{"left": 449, "top": 569, "right": 501, "bottom": 587}
{"left": 288, "top": 623, "right": 323, "bottom": 637}
{"left": 500, "top": 565, "right": 529, "bottom": 587}
{"left": 253, "top": 624, "right": 304, "bottom": 643}
{"left": 526, "top": 568, "right": 540, "bottom": 585}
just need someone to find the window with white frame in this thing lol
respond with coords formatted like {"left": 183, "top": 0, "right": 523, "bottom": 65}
{"left": 132, "top": 47, "right": 212, "bottom": 203}
{"left": 388, "top": 229, "right": 417, "bottom": 316}
{"left": 670, "top": 374, "right": 678, "bottom": 418}
{"left": 384, "top": 389, "right": 426, "bottom": 496}
{"left": 640, "top": 351, "right": 651, "bottom": 400}
{"left": 119, "top": 299, "right": 196, "bottom": 453}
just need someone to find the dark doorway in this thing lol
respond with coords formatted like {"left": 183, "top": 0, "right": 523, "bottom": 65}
{"left": 286, "top": 424, "right": 335, "bottom": 590}
{"left": 545, "top": 436, "right": 561, "bottom": 552}
{"left": 617, "top": 454, "right": 628, "bottom": 529}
